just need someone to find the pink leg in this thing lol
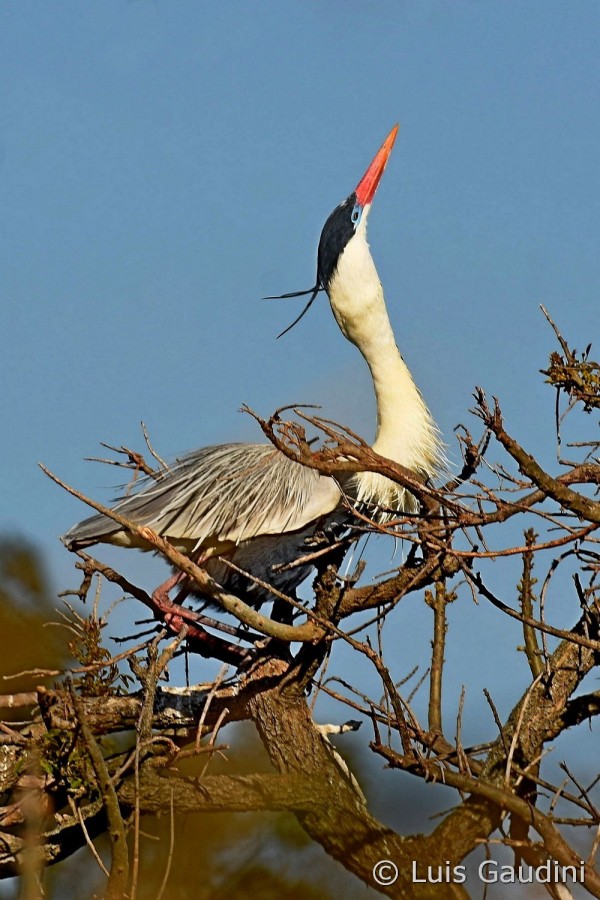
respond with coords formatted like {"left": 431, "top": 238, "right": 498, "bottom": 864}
{"left": 152, "top": 549, "right": 210, "bottom": 608}
{"left": 145, "top": 556, "right": 252, "bottom": 665}
{"left": 151, "top": 571, "right": 186, "bottom": 610}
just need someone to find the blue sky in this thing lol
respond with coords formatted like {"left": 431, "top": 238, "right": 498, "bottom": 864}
{"left": 1, "top": 1, "right": 599, "bottom": 857}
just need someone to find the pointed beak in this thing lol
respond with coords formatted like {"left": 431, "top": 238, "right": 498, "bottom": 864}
{"left": 354, "top": 124, "right": 399, "bottom": 207}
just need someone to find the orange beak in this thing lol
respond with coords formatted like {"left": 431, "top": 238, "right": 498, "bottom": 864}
{"left": 355, "top": 124, "right": 399, "bottom": 207}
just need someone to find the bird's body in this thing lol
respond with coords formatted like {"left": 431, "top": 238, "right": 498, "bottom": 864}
{"left": 67, "top": 443, "right": 343, "bottom": 604}
{"left": 64, "top": 125, "right": 443, "bottom": 607}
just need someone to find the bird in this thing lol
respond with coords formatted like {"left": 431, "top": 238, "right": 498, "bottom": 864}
{"left": 64, "top": 125, "right": 443, "bottom": 610}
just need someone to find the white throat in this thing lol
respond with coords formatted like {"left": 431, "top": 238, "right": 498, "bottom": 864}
{"left": 327, "top": 220, "right": 442, "bottom": 512}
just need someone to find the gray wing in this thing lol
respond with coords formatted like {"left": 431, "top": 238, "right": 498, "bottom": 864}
{"left": 64, "top": 443, "right": 342, "bottom": 551}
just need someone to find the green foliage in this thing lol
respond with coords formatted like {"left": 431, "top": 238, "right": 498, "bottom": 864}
{"left": 37, "top": 728, "right": 89, "bottom": 795}
{"left": 66, "top": 609, "right": 122, "bottom": 697}
{"left": 543, "top": 346, "right": 600, "bottom": 412}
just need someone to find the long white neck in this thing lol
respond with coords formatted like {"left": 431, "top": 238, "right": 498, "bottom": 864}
{"left": 327, "top": 221, "right": 442, "bottom": 481}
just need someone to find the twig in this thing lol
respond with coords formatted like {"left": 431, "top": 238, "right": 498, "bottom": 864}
{"left": 67, "top": 797, "right": 109, "bottom": 878}
{"left": 155, "top": 787, "right": 175, "bottom": 900}
{"left": 482, "top": 689, "right": 508, "bottom": 756}
{"left": 473, "top": 390, "right": 600, "bottom": 524}
{"left": 199, "top": 706, "right": 230, "bottom": 778}
{"left": 141, "top": 421, "right": 171, "bottom": 473}
{"left": 466, "top": 568, "right": 600, "bottom": 652}
{"left": 519, "top": 528, "right": 543, "bottom": 678}
{"left": 195, "top": 665, "right": 230, "bottom": 753}
{"left": 69, "top": 684, "right": 129, "bottom": 899}
{"left": 426, "top": 582, "right": 453, "bottom": 735}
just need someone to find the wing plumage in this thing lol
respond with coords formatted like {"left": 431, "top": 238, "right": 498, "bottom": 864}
{"left": 64, "top": 443, "right": 342, "bottom": 551}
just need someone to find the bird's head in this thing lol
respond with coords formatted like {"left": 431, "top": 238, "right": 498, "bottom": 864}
{"left": 317, "top": 124, "right": 399, "bottom": 293}
{"left": 267, "top": 124, "right": 399, "bottom": 338}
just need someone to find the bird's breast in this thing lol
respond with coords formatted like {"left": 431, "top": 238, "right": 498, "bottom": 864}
{"left": 345, "top": 470, "right": 420, "bottom": 521}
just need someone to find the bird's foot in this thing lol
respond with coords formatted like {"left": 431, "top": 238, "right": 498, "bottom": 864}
{"left": 147, "top": 572, "right": 252, "bottom": 667}
{"left": 151, "top": 572, "right": 186, "bottom": 613}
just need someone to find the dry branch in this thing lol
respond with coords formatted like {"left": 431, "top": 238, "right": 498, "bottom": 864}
{"left": 11, "top": 318, "right": 598, "bottom": 895}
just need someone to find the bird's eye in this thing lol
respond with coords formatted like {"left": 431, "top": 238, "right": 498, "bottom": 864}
{"left": 351, "top": 204, "right": 361, "bottom": 224}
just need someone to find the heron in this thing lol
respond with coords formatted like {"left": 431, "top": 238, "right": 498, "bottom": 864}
{"left": 64, "top": 125, "right": 443, "bottom": 610}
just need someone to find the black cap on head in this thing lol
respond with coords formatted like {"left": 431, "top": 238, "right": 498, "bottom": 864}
{"left": 317, "top": 192, "right": 358, "bottom": 292}
{"left": 266, "top": 125, "right": 399, "bottom": 337}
